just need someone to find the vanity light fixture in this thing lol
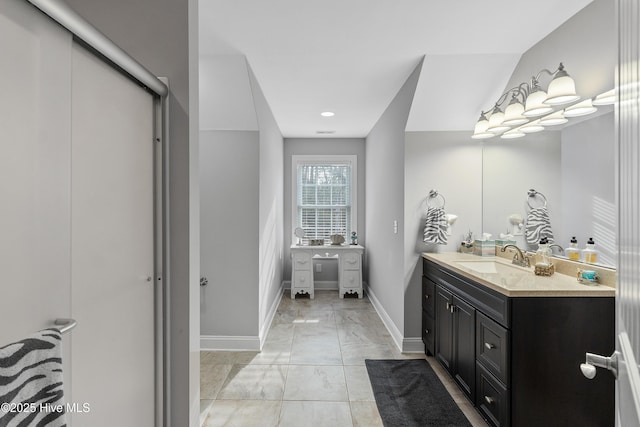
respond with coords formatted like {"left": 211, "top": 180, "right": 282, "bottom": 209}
{"left": 520, "top": 119, "right": 545, "bottom": 133}
{"left": 501, "top": 128, "right": 526, "bottom": 139}
{"left": 471, "top": 62, "right": 580, "bottom": 139}
{"left": 592, "top": 89, "right": 616, "bottom": 106}
{"left": 539, "top": 110, "right": 569, "bottom": 126}
{"left": 471, "top": 112, "right": 494, "bottom": 139}
{"left": 564, "top": 99, "right": 598, "bottom": 117}
{"left": 320, "top": 111, "right": 335, "bottom": 117}
{"left": 543, "top": 63, "right": 580, "bottom": 105}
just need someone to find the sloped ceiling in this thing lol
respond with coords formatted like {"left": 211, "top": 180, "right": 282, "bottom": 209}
{"left": 199, "top": 0, "right": 593, "bottom": 137}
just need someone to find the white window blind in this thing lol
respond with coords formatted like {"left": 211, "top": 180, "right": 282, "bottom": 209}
{"left": 294, "top": 158, "right": 355, "bottom": 244}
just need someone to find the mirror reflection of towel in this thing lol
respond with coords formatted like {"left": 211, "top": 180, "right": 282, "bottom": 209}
{"left": 424, "top": 206, "right": 448, "bottom": 244}
{"left": 0, "top": 329, "right": 67, "bottom": 426}
{"left": 525, "top": 206, "right": 554, "bottom": 244}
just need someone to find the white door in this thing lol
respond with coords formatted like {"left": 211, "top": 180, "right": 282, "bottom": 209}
{"left": 69, "top": 43, "right": 155, "bottom": 426}
{"left": 615, "top": 0, "right": 640, "bottom": 425}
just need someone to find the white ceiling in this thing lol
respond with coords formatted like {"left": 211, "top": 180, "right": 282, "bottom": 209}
{"left": 198, "top": 0, "right": 593, "bottom": 137}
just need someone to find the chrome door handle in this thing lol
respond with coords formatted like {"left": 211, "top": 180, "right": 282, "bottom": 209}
{"left": 580, "top": 351, "right": 619, "bottom": 379}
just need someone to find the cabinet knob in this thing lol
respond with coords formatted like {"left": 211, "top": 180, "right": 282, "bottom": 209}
{"left": 425, "top": 329, "right": 430, "bottom": 334}
{"left": 484, "top": 342, "right": 496, "bottom": 350}
{"left": 484, "top": 396, "right": 496, "bottom": 405}
{"left": 425, "top": 294, "right": 430, "bottom": 300}
{"left": 300, "top": 277, "right": 306, "bottom": 283}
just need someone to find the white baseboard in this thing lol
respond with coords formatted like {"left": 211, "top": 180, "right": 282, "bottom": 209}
{"left": 259, "top": 282, "right": 285, "bottom": 349}
{"left": 402, "top": 337, "right": 425, "bottom": 353}
{"left": 200, "top": 335, "right": 260, "bottom": 351}
{"left": 366, "top": 286, "right": 403, "bottom": 352}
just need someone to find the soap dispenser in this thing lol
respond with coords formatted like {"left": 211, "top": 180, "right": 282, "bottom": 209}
{"left": 566, "top": 237, "right": 581, "bottom": 261}
{"left": 583, "top": 237, "right": 599, "bottom": 264}
{"left": 535, "top": 237, "right": 552, "bottom": 267}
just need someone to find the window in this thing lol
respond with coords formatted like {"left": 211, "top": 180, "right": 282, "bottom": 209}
{"left": 292, "top": 155, "right": 357, "bottom": 244}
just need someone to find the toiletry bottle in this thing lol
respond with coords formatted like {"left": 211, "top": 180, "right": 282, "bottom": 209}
{"left": 535, "top": 237, "right": 551, "bottom": 267}
{"left": 583, "top": 237, "right": 598, "bottom": 264}
{"left": 566, "top": 237, "right": 581, "bottom": 261}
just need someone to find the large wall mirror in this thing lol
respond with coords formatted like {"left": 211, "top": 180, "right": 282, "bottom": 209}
{"left": 482, "top": 107, "right": 616, "bottom": 267}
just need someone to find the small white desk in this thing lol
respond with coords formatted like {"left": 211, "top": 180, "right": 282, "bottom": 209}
{"left": 290, "top": 244, "right": 365, "bottom": 299}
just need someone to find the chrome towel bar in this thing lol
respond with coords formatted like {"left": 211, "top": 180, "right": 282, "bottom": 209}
{"left": 54, "top": 318, "right": 77, "bottom": 334}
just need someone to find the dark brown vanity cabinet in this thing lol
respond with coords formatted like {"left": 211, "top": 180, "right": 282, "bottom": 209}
{"left": 422, "top": 258, "right": 614, "bottom": 427}
{"left": 435, "top": 286, "right": 476, "bottom": 401}
{"left": 421, "top": 276, "right": 436, "bottom": 355}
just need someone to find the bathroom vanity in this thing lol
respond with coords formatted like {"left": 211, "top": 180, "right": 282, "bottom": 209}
{"left": 422, "top": 252, "right": 615, "bottom": 427}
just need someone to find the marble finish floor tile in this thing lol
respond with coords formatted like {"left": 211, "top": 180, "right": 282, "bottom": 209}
{"left": 200, "top": 364, "right": 233, "bottom": 399}
{"left": 343, "top": 365, "right": 374, "bottom": 401}
{"left": 203, "top": 400, "right": 281, "bottom": 427}
{"left": 200, "top": 399, "right": 213, "bottom": 426}
{"left": 217, "top": 364, "right": 288, "bottom": 400}
{"left": 200, "top": 289, "right": 488, "bottom": 426}
{"left": 283, "top": 365, "right": 348, "bottom": 401}
{"left": 279, "top": 401, "right": 352, "bottom": 427}
{"left": 349, "top": 401, "right": 383, "bottom": 427}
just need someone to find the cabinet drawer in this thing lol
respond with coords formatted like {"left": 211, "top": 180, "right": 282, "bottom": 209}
{"left": 476, "top": 362, "right": 510, "bottom": 427}
{"left": 422, "top": 309, "right": 434, "bottom": 355}
{"left": 292, "top": 253, "right": 312, "bottom": 270}
{"left": 341, "top": 252, "right": 361, "bottom": 270}
{"left": 293, "top": 270, "right": 312, "bottom": 288}
{"left": 422, "top": 276, "right": 436, "bottom": 316}
{"left": 477, "top": 312, "right": 509, "bottom": 384}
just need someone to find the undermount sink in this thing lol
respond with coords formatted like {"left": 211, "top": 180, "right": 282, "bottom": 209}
{"left": 455, "top": 260, "right": 529, "bottom": 275}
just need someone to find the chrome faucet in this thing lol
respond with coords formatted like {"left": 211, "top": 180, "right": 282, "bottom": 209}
{"left": 501, "top": 244, "right": 531, "bottom": 268}
{"left": 549, "top": 244, "right": 564, "bottom": 255}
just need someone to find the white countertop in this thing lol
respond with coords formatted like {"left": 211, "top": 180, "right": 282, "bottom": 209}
{"left": 291, "top": 244, "right": 364, "bottom": 250}
{"left": 422, "top": 252, "right": 615, "bottom": 297}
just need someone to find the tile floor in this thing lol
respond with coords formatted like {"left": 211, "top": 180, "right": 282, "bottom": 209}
{"left": 200, "top": 290, "right": 488, "bottom": 426}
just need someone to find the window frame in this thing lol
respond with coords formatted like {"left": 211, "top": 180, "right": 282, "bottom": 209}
{"left": 291, "top": 155, "right": 357, "bottom": 245}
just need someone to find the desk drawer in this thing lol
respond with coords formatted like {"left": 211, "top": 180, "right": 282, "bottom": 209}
{"left": 341, "top": 252, "right": 361, "bottom": 270}
{"left": 293, "top": 270, "right": 312, "bottom": 289}
{"left": 292, "top": 252, "right": 312, "bottom": 270}
{"left": 477, "top": 311, "right": 509, "bottom": 384}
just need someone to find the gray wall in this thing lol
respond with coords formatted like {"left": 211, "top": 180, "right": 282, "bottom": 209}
{"left": 503, "top": 0, "right": 614, "bottom": 103}
{"left": 403, "top": 132, "right": 483, "bottom": 339}
{"left": 365, "top": 58, "right": 423, "bottom": 343}
{"left": 283, "top": 138, "right": 366, "bottom": 284}
{"left": 200, "top": 130, "right": 260, "bottom": 336}
{"left": 63, "top": 0, "right": 199, "bottom": 425}
{"left": 249, "top": 67, "right": 285, "bottom": 337}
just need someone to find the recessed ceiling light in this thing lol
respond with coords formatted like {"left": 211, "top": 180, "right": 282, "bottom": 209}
{"left": 320, "top": 111, "right": 335, "bottom": 117}
{"left": 316, "top": 130, "right": 335, "bottom": 134}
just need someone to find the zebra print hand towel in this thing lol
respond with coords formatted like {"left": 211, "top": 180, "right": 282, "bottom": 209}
{"left": 0, "top": 329, "right": 67, "bottom": 427}
{"left": 525, "top": 206, "right": 554, "bottom": 244}
{"left": 424, "top": 206, "right": 448, "bottom": 244}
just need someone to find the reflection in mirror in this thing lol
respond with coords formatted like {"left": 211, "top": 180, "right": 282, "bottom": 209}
{"left": 482, "top": 107, "right": 615, "bottom": 267}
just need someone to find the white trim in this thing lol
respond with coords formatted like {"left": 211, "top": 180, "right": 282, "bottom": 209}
{"left": 259, "top": 283, "right": 285, "bottom": 349}
{"left": 291, "top": 155, "right": 357, "bottom": 246}
{"left": 402, "top": 337, "right": 425, "bottom": 353}
{"left": 366, "top": 286, "right": 403, "bottom": 352}
{"left": 200, "top": 335, "right": 260, "bottom": 351}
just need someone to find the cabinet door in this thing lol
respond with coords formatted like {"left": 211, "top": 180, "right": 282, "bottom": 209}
{"left": 453, "top": 296, "right": 476, "bottom": 401}
{"left": 435, "top": 286, "right": 454, "bottom": 372}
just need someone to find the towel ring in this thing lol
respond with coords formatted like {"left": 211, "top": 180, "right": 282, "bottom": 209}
{"left": 527, "top": 189, "right": 547, "bottom": 209}
{"left": 427, "top": 189, "right": 446, "bottom": 208}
